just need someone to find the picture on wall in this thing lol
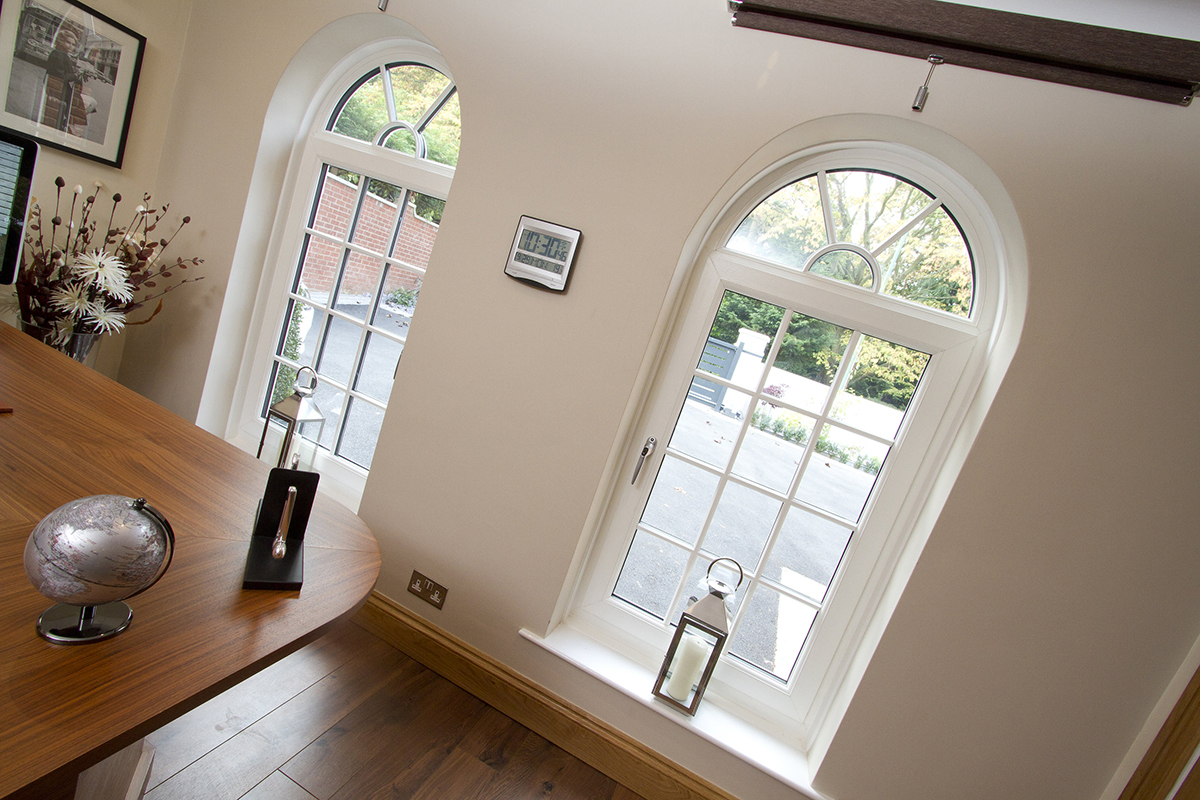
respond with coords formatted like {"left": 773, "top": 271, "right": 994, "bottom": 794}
{"left": 0, "top": 0, "right": 144, "bottom": 167}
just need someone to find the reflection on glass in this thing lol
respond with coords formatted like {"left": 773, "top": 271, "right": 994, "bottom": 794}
{"left": 338, "top": 396, "right": 384, "bottom": 468}
{"left": 423, "top": 91, "right": 460, "bottom": 167}
{"left": 832, "top": 336, "right": 929, "bottom": 440}
{"left": 355, "top": 332, "right": 403, "bottom": 403}
{"left": 877, "top": 205, "right": 973, "bottom": 317}
{"left": 795, "top": 424, "right": 890, "bottom": 521}
{"left": 310, "top": 166, "right": 358, "bottom": 238}
{"left": 388, "top": 64, "right": 451, "bottom": 126}
{"left": 728, "top": 586, "right": 817, "bottom": 682}
{"left": 669, "top": 390, "right": 749, "bottom": 471}
{"left": 275, "top": 300, "right": 322, "bottom": 369}
{"left": 809, "top": 248, "right": 874, "bottom": 288}
{"left": 639, "top": 455, "right": 720, "bottom": 545}
{"left": 826, "top": 170, "right": 931, "bottom": 253}
{"left": 702, "top": 481, "right": 782, "bottom": 573}
{"left": 734, "top": 402, "right": 813, "bottom": 494}
{"left": 613, "top": 531, "right": 690, "bottom": 620}
{"left": 332, "top": 72, "right": 387, "bottom": 142}
{"left": 727, "top": 176, "right": 826, "bottom": 270}
{"left": 771, "top": 312, "right": 852, "bottom": 413}
{"left": 351, "top": 180, "right": 404, "bottom": 252}
{"left": 762, "top": 508, "right": 853, "bottom": 603}
{"left": 669, "top": 556, "right": 746, "bottom": 626}
{"left": 700, "top": 292, "right": 781, "bottom": 392}
{"left": 316, "top": 315, "right": 362, "bottom": 386}
{"left": 333, "top": 253, "right": 385, "bottom": 316}
{"left": 295, "top": 235, "right": 344, "bottom": 308}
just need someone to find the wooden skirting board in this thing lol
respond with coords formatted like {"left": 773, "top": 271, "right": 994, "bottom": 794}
{"left": 353, "top": 593, "right": 736, "bottom": 800}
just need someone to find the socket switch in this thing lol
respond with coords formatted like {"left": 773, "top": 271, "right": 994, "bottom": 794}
{"left": 407, "top": 570, "right": 447, "bottom": 610}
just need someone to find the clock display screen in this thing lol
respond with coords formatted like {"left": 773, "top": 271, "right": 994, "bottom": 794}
{"left": 513, "top": 250, "right": 563, "bottom": 274}
{"left": 518, "top": 230, "right": 572, "bottom": 263}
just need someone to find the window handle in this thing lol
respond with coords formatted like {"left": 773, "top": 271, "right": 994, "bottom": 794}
{"left": 631, "top": 437, "right": 657, "bottom": 484}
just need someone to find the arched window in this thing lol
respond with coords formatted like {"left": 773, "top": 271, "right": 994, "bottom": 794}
{"left": 236, "top": 50, "right": 459, "bottom": 503}
{"left": 564, "top": 140, "right": 1016, "bottom": 755}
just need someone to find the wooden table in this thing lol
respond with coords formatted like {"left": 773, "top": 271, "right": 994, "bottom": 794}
{"left": 0, "top": 321, "right": 381, "bottom": 799}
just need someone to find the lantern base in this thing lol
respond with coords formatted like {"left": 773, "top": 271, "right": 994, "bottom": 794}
{"left": 36, "top": 601, "right": 132, "bottom": 644}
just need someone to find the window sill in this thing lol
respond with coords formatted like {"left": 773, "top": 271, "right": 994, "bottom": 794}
{"left": 519, "top": 619, "right": 827, "bottom": 800}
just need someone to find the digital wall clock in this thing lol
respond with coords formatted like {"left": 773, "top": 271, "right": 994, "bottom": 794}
{"left": 504, "top": 215, "right": 581, "bottom": 292}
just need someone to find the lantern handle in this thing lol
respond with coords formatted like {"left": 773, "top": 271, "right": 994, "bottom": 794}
{"left": 707, "top": 557, "right": 744, "bottom": 591}
{"left": 295, "top": 366, "right": 318, "bottom": 397}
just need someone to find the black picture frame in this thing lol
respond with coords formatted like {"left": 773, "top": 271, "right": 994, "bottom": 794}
{"left": 0, "top": 0, "right": 144, "bottom": 167}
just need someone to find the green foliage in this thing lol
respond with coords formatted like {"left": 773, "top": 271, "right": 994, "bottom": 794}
{"left": 386, "top": 284, "right": 420, "bottom": 307}
{"left": 750, "top": 407, "right": 882, "bottom": 476}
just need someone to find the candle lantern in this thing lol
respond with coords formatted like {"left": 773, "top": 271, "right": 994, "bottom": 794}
{"left": 256, "top": 366, "right": 325, "bottom": 470}
{"left": 652, "top": 557, "right": 743, "bottom": 715}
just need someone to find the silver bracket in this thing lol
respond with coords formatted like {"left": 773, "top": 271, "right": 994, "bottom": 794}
{"left": 631, "top": 436, "right": 657, "bottom": 484}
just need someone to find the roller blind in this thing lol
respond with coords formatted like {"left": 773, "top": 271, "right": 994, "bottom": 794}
{"left": 730, "top": 0, "right": 1200, "bottom": 105}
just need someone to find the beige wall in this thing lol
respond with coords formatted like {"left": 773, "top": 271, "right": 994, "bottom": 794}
{"left": 77, "top": 2, "right": 1200, "bottom": 799}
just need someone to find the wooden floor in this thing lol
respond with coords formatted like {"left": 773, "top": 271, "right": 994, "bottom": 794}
{"left": 143, "top": 623, "right": 646, "bottom": 800}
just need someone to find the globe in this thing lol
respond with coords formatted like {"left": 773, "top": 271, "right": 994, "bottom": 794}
{"left": 23, "top": 495, "right": 175, "bottom": 643}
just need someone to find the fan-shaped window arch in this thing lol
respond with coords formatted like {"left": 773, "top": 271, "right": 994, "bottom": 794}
{"left": 729, "top": 169, "right": 974, "bottom": 316}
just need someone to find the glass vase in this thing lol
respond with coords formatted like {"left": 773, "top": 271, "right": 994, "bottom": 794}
{"left": 19, "top": 319, "right": 100, "bottom": 364}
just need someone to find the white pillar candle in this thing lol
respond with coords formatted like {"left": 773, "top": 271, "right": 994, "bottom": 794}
{"left": 665, "top": 633, "right": 712, "bottom": 702}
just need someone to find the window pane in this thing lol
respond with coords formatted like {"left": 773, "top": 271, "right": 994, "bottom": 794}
{"left": 669, "top": 389, "right": 749, "bottom": 471}
{"left": 275, "top": 300, "right": 323, "bottom": 370}
{"left": 350, "top": 180, "right": 403, "bottom": 252}
{"left": 796, "top": 424, "right": 889, "bottom": 521}
{"left": 355, "top": 332, "right": 403, "bottom": 403}
{"left": 299, "top": 382, "right": 344, "bottom": 451}
{"left": 423, "top": 91, "right": 460, "bottom": 167}
{"left": 310, "top": 167, "right": 358, "bottom": 239}
{"left": 382, "top": 127, "right": 416, "bottom": 156}
{"left": 338, "top": 397, "right": 384, "bottom": 468}
{"left": 727, "top": 176, "right": 825, "bottom": 269}
{"left": 316, "top": 315, "right": 362, "bottom": 386}
{"left": 703, "top": 292, "right": 781, "bottom": 393}
{"left": 826, "top": 170, "right": 931, "bottom": 253}
{"left": 387, "top": 64, "right": 450, "bottom": 127}
{"left": 639, "top": 455, "right": 720, "bottom": 546}
{"left": 295, "top": 235, "right": 342, "bottom": 308}
{"left": 331, "top": 71, "right": 386, "bottom": 143}
{"left": 728, "top": 586, "right": 817, "bottom": 682}
{"left": 702, "top": 481, "right": 782, "bottom": 574}
{"left": 877, "top": 205, "right": 973, "bottom": 316}
{"left": 392, "top": 192, "right": 443, "bottom": 263}
{"left": 763, "top": 508, "right": 853, "bottom": 603}
{"left": 333, "top": 253, "right": 385, "bottom": 317}
{"left": 832, "top": 335, "right": 930, "bottom": 440}
{"left": 809, "top": 248, "right": 874, "bottom": 288}
{"left": 769, "top": 312, "right": 852, "bottom": 414}
{"left": 735, "top": 402, "right": 813, "bottom": 494}
{"left": 613, "top": 531, "right": 690, "bottom": 620}
{"left": 375, "top": 267, "right": 421, "bottom": 333}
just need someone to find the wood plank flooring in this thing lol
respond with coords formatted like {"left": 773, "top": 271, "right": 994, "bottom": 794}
{"left": 143, "top": 622, "right": 647, "bottom": 800}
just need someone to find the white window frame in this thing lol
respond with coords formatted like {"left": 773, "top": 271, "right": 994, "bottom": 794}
{"left": 227, "top": 46, "right": 454, "bottom": 510}
{"left": 557, "top": 142, "right": 1009, "bottom": 752}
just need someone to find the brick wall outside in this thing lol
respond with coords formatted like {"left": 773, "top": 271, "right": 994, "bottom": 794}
{"left": 300, "top": 173, "right": 438, "bottom": 302}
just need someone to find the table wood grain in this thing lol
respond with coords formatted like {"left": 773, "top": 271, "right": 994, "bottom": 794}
{"left": 0, "top": 321, "right": 380, "bottom": 799}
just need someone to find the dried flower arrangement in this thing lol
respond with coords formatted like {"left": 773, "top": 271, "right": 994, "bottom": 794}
{"left": 4, "top": 176, "right": 203, "bottom": 353}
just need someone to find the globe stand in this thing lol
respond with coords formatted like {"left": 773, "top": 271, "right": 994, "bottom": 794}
{"left": 36, "top": 601, "right": 133, "bottom": 644}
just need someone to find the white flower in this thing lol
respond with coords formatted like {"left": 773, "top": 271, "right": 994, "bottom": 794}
{"left": 87, "top": 306, "right": 126, "bottom": 334}
{"left": 71, "top": 250, "right": 128, "bottom": 296}
{"left": 49, "top": 281, "right": 97, "bottom": 319}
{"left": 73, "top": 185, "right": 82, "bottom": 195}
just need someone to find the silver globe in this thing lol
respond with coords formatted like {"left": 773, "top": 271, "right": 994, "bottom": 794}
{"left": 24, "top": 495, "right": 175, "bottom": 643}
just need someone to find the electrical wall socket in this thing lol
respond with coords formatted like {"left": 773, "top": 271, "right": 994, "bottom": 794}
{"left": 407, "top": 570, "right": 447, "bottom": 610}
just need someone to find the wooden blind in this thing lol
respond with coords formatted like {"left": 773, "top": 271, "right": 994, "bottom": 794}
{"left": 730, "top": 0, "right": 1200, "bottom": 105}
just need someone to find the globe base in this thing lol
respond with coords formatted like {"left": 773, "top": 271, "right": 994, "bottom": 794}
{"left": 36, "top": 601, "right": 132, "bottom": 644}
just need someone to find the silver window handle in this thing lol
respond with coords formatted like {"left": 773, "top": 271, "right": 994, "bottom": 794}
{"left": 631, "top": 436, "right": 657, "bottom": 484}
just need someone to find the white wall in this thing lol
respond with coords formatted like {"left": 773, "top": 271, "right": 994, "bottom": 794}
{"left": 90, "top": 2, "right": 1200, "bottom": 799}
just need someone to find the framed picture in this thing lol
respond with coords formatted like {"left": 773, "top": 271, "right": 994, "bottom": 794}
{"left": 0, "top": 0, "right": 144, "bottom": 167}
